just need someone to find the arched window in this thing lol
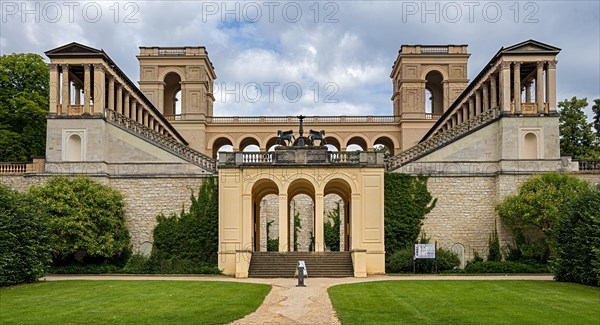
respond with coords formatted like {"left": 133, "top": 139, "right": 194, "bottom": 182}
{"left": 66, "top": 134, "right": 82, "bottom": 161}
{"left": 425, "top": 71, "right": 444, "bottom": 114}
{"left": 163, "top": 72, "right": 182, "bottom": 117}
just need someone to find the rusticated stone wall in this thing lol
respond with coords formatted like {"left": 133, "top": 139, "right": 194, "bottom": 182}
{"left": 2, "top": 171, "right": 599, "bottom": 258}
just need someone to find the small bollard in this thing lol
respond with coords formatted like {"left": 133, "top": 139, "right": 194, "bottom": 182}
{"left": 297, "top": 265, "right": 306, "bottom": 287}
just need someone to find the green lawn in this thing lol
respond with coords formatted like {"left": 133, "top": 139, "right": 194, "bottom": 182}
{"left": 0, "top": 280, "right": 271, "bottom": 324}
{"left": 328, "top": 281, "right": 600, "bottom": 325}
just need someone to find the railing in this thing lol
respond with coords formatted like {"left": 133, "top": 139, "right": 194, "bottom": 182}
{"left": 219, "top": 150, "right": 383, "bottom": 166}
{"left": 104, "top": 109, "right": 217, "bottom": 173}
{"left": 159, "top": 48, "right": 186, "bottom": 56}
{"left": 242, "top": 152, "right": 274, "bottom": 163}
{"left": 0, "top": 162, "right": 28, "bottom": 175}
{"left": 421, "top": 46, "right": 449, "bottom": 54}
{"left": 206, "top": 115, "right": 398, "bottom": 124}
{"left": 329, "top": 152, "right": 360, "bottom": 163}
{"left": 578, "top": 160, "right": 600, "bottom": 171}
{"left": 387, "top": 108, "right": 500, "bottom": 170}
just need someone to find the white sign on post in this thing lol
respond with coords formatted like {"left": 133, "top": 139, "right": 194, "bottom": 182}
{"left": 414, "top": 244, "right": 436, "bottom": 259}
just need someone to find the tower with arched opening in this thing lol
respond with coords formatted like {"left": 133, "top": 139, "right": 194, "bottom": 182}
{"left": 390, "top": 45, "right": 470, "bottom": 148}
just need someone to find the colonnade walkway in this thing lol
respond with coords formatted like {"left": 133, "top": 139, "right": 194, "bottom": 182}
{"left": 44, "top": 274, "right": 553, "bottom": 324}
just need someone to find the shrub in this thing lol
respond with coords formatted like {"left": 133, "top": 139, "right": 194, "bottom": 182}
{"left": 49, "top": 263, "right": 121, "bottom": 274}
{"left": 464, "top": 261, "right": 549, "bottom": 274}
{"left": 487, "top": 222, "right": 502, "bottom": 262}
{"left": 496, "top": 173, "right": 590, "bottom": 263}
{"left": 123, "top": 254, "right": 220, "bottom": 274}
{"left": 0, "top": 185, "right": 50, "bottom": 286}
{"left": 29, "top": 176, "right": 131, "bottom": 265}
{"left": 387, "top": 246, "right": 459, "bottom": 273}
{"left": 385, "top": 174, "right": 436, "bottom": 257}
{"left": 552, "top": 185, "right": 600, "bottom": 286}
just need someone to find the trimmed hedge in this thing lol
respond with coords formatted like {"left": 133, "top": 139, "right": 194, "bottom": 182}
{"left": 387, "top": 247, "right": 459, "bottom": 273}
{"left": 123, "top": 254, "right": 220, "bottom": 274}
{"left": 464, "top": 261, "right": 549, "bottom": 274}
{"left": 0, "top": 185, "right": 50, "bottom": 286}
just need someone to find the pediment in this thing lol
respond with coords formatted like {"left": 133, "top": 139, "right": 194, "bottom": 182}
{"left": 45, "top": 42, "right": 103, "bottom": 57}
{"left": 502, "top": 40, "right": 561, "bottom": 54}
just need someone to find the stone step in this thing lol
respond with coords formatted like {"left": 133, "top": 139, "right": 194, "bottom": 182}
{"left": 248, "top": 252, "right": 354, "bottom": 278}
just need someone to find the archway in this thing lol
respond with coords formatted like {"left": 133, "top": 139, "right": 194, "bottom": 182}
{"left": 324, "top": 136, "right": 341, "bottom": 151}
{"left": 239, "top": 137, "right": 261, "bottom": 152}
{"left": 252, "top": 179, "right": 279, "bottom": 252}
{"left": 287, "top": 179, "right": 316, "bottom": 252}
{"left": 373, "top": 136, "right": 396, "bottom": 157}
{"left": 163, "top": 72, "right": 181, "bottom": 116}
{"left": 425, "top": 71, "right": 444, "bottom": 115}
{"left": 346, "top": 136, "right": 368, "bottom": 152}
{"left": 212, "top": 136, "right": 234, "bottom": 159}
{"left": 324, "top": 178, "right": 352, "bottom": 251}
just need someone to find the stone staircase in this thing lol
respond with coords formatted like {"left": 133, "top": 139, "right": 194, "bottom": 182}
{"left": 248, "top": 252, "right": 354, "bottom": 278}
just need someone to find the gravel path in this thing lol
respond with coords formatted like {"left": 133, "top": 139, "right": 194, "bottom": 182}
{"left": 43, "top": 274, "right": 554, "bottom": 324}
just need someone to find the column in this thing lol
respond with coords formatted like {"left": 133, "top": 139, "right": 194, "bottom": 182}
{"left": 143, "top": 111, "right": 149, "bottom": 127}
{"left": 49, "top": 64, "right": 59, "bottom": 114}
{"left": 490, "top": 73, "right": 498, "bottom": 110}
{"left": 131, "top": 99, "right": 137, "bottom": 121}
{"left": 482, "top": 81, "right": 489, "bottom": 112}
{"left": 468, "top": 97, "right": 475, "bottom": 118}
{"left": 536, "top": 61, "right": 545, "bottom": 113}
{"left": 61, "top": 64, "right": 70, "bottom": 114}
{"left": 456, "top": 110, "right": 462, "bottom": 124}
{"left": 546, "top": 60, "right": 557, "bottom": 113}
{"left": 116, "top": 84, "right": 123, "bottom": 115}
{"left": 278, "top": 194, "right": 289, "bottom": 252}
{"left": 513, "top": 62, "right": 521, "bottom": 113}
{"left": 74, "top": 84, "right": 81, "bottom": 105}
{"left": 525, "top": 82, "right": 532, "bottom": 102}
{"left": 83, "top": 64, "right": 91, "bottom": 114}
{"left": 124, "top": 94, "right": 130, "bottom": 118}
{"left": 93, "top": 64, "right": 105, "bottom": 114}
{"left": 475, "top": 89, "right": 482, "bottom": 115}
{"left": 462, "top": 104, "right": 468, "bottom": 122}
{"left": 137, "top": 104, "right": 144, "bottom": 123}
{"left": 314, "top": 193, "right": 324, "bottom": 252}
{"left": 442, "top": 82, "right": 449, "bottom": 111}
{"left": 107, "top": 76, "right": 115, "bottom": 111}
{"left": 500, "top": 62, "right": 511, "bottom": 112}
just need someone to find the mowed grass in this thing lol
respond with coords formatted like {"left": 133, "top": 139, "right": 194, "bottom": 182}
{"left": 0, "top": 280, "right": 271, "bottom": 324}
{"left": 328, "top": 280, "right": 600, "bottom": 325}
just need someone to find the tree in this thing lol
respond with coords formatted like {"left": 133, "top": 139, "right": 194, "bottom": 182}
{"left": 324, "top": 201, "right": 341, "bottom": 251}
{"left": 0, "top": 53, "right": 49, "bottom": 162}
{"left": 558, "top": 97, "right": 599, "bottom": 159}
{"left": 552, "top": 185, "right": 600, "bottom": 286}
{"left": 153, "top": 178, "right": 219, "bottom": 266}
{"left": 0, "top": 185, "right": 50, "bottom": 286}
{"left": 592, "top": 98, "right": 600, "bottom": 142}
{"left": 28, "top": 176, "right": 131, "bottom": 265}
{"left": 496, "top": 173, "right": 591, "bottom": 262}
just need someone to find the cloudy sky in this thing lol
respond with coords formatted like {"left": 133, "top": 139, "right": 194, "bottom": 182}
{"left": 1, "top": 0, "right": 599, "bottom": 117}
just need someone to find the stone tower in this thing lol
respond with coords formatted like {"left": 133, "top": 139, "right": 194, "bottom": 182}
{"left": 137, "top": 47, "right": 216, "bottom": 120}
{"left": 390, "top": 45, "right": 470, "bottom": 117}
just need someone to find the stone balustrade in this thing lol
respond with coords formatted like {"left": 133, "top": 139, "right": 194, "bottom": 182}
{"left": 219, "top": 147, "right": 384, "bottom": 167}
{"left": 195, "top": 115, "right": 398, "bottom": 124}
{"left": 578, "top": 160, "right": 600, "bottom": 171}
{"left": 0, "top": 158, "right": 45, "bottom": 175}
{"left": 105, "top": 109, "right": 217, "bottom": 173}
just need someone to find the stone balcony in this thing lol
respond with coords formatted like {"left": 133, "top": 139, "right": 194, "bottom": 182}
{"left": 218, "top": 147, "right": 385, "bottom": 168}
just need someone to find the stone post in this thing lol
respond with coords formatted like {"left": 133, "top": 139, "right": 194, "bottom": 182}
{"left": 93, "top": 64, "right": 105, "bottom": 115}
{"left": 83, "top": 64, "right": 91, "bottom": 114}
{"left": 314, "top": 193, "right": 324, "bottom": 252}
{"left": 49, "top": 64, "right": 59, "bottom": 114}
{"left": 536, "top": 61, "right": 545, "bottom": 113}
{"left": 482, "top": 81, "right": 489, "bottom": 112}
{"left": 500, "top": 62, "right": 511, "bottom": 113}
{"left": 61, "top": 64, "right": 70, "bottom": 114}
{"left": 107, "top": 76, "right": 115, "bottom": 111}
{"left": 546, "top": 60, "right": 557, "bottom": 113}
{"left": 116, "top": 84, "right": 123, "bottom": 115}
{"left": 490, "top": 73, "right": 497, "bottom": 110}
{"left": 278, "top": 194, "right": 289, "bottom": 252}
{"left": 513, "top": 62, "right": 521, "bottom": 113}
